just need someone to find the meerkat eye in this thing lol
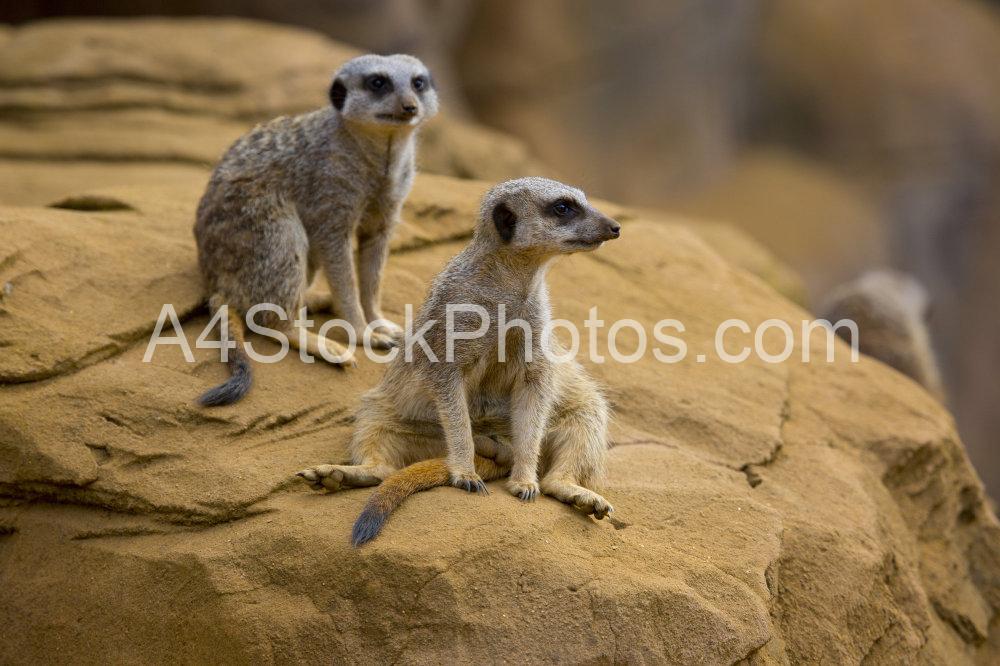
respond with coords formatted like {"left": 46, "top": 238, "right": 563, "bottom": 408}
{"left": 412, "top": 76, "right": 427, "bottom": 91}
{"left": 366, "top": 75, "right": 389, "bottom": 92}
{"left": 551, "top": 200, "right": 576, "bottom": 218}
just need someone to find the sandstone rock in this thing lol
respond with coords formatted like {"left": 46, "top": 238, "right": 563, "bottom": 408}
{"left": 0, "top": 159, "right": 209, "bottom": 207}
{"left": 675, "top": 149, "right": 889, "bottom": 305}
{"left": 0, "top": 18, "right": 353, "bottom": 118}
{"left": 758, "top": 0, "right": 1000, "bottom": 502}
{"left": 675, "top": 218, "right": 808, "bottom": 308}
{"left": 1, "top": 173, "right": 998, "bottom": 663}
{"left": 0, "top": 18, "right": 545, "bottom": 207}
{"left": 1, "top": 13, "right": 997, "bottom": 664}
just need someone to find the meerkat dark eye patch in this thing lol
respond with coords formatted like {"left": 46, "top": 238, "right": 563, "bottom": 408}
{"left": 412, "top": 75, "right": 428, "bottom": 92}
{"left": 548, "top": 198, "right": 580, "bottom": 220}
{"left": 329, "top": 78, "right": 347, "bottom": 110}
{"left": 492, "top": 202, "right": 517, "bottom": 243}
{"left": 365, "top": 74, "right": 393, "bottom": 96}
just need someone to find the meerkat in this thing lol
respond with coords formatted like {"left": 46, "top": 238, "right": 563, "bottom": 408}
{"left": 193, "top": 54, "right": 439, "bottom": 406}
{"left": 821, "top": 269, "right": 945, "bottom": 401}
{"left": 297, "top": 177, "right": 621, "bottom": 545}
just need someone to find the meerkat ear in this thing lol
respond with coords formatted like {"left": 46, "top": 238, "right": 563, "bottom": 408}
{"left": 329, "top": 78, "right": 348, "bottom": 111}
{"left": 492, "top": 202, "right": 517, "bottom": 243}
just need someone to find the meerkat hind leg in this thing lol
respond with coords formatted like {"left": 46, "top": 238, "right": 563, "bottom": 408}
{"left": 473, "top": 433, "right": 513, "bottom": 468}
{"left": 288, "top": 324, "right": 356, "bottom": 367}
{"left": 298, "top": 420, "right": 444, "bottom": 493}
{"left": 297, "top": 463, "right": 396, "bottom": 492}
{"left": 540, "top": 477, "right": 612, "bottom": 519}
{"left": 303, "top": 273, "right": 333, "bottom": 313}
{"left": 538, "top": 411, "right": 613, "bottom": 519}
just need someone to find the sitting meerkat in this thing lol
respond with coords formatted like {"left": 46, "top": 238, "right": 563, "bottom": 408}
{"left": 821, "top": 269, "right": 945, "bottom": 401}
{"left": 193, "top": 54, "right": 439, "bottom": 406}
{"left": 297, "top": 177, "right": 621, "bottom": 545}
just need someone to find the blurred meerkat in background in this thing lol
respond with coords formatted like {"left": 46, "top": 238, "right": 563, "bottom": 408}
{"left": 821, "top": 269, "right": 945, "bottom": 401}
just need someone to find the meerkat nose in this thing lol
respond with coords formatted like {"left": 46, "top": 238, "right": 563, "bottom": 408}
{"left": 606, "top": 219, "right": 621, "bottom": 239}
{"left": 401, "top": 103, "right": 418, "bottom": 115}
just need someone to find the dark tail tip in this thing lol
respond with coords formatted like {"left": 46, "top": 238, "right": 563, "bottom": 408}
{"left": 351, "top": 503, "right": 388, "bottom": 547}
{"left": 197, "top": 355, "right": 252, "bottom": 407}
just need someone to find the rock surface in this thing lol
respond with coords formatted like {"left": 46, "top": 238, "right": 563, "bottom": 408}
{"left": 1, "top": 172, "right": 998, "bottom": 663}
{"left": 1, "top": 16, "right": 999, "bottom": 665}
{"left": 0, "top": 17, "right": 545, "bottom": 206}
{"left": 675, "top": 149, "right": 888, "bottom": 305}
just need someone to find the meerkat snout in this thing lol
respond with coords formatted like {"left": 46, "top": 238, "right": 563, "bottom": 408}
{"left": 600, "top": 217, "right": 622, "bottom": 240}
{"left": 329, "top": 54, "right": 438, "bottom": 128}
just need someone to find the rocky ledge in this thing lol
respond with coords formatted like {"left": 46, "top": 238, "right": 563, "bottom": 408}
{"left": 0, "top": 17, "right": 998, "bottom": 665}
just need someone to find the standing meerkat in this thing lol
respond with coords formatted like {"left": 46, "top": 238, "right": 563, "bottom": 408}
{"left": 193, "top": 54, "right": 439, "bottom": 406}
{"left": 821, "top": 269, "right": 945, "bottom": 401}
{"left": 297, "top": 177, "right": 621, "bottom": 545}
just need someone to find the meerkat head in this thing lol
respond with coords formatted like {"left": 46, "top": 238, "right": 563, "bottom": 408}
{"left": 329, "top": 54, "right": 439, "bottom": 130}
{"left": 823, "top": 270, "right": 932, "bottom": 331}
{"left": 820, "top": 269, "right": 944, "bottom": 399}
{"left": 477, "top": 177, "right": 621, "bottom": 257}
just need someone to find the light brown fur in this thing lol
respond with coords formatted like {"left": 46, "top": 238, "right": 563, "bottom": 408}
{"left": 298, "top": 178, "right": 621, "bottom": 541}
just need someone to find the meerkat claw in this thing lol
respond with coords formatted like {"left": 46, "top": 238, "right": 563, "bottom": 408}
{"left": 580, "top": 497, "right": 613, "bottom": 520}
{"left": 294, "top": 469, "right": 326, "bottom": 492}
{"left": 370, "top": 334, "right": 399, "bottom": 350}
{"left": 452, "top": 474, "right": 488, "bottom": 495}
{"left": 297, "top": 465, "right": 344, "bottom": 492}
{"left": 328, "top": 350, "right": 357, "bottom": 368}
{"left": 509, "top": 481, "right": 540, "bottom": 502}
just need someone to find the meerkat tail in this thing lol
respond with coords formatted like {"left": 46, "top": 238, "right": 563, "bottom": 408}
{"left": 198, "top": 302, "right": 252, "bottom": 407}
{"left": 351, "top": 455, "right": 507, "bottom": 547}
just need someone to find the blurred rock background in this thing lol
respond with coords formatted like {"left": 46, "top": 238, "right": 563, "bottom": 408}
{"left": 3, "top": 0, "right": 998, "bottom": 498}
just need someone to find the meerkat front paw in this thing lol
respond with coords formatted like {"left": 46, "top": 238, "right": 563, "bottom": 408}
{"left": 507, "top": 479, "right": 540, "bottom": 502}
{"left": 296, "top": 464, "right": 345, "bottom": 491}
{"left": 365, "top": 329, "right": 399, "bottom": 350}
{"left": 320, "top": 341, "right": 357, "bottom": 367}
{"left": 450, "top": 471, "right": 488, "bottom": 495}
{"left": 370, "top": 318, "right": 404, "bottom": 342}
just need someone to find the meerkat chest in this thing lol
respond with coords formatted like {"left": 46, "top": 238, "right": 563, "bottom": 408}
{"left": 465, "top": 353, "right": 523, "bottom": 410}
{"left": 356, "top": 139, "right": 415, "bottom": 230}
{"left": 376, "top": 135, "right": 415, "bottom": 196}
{"left": 465, "top": 318, "right": 536, "bottom": 394}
